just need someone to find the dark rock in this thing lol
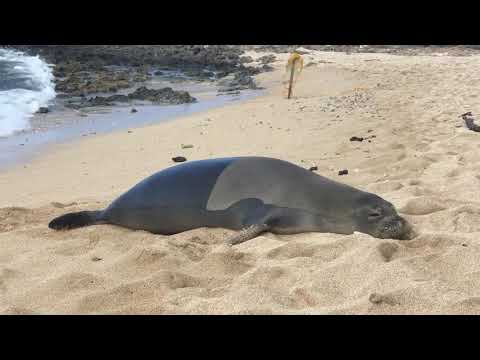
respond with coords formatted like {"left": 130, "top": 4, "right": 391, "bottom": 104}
{"left": 258, "top": 54, "right": 276, "bottom": 64}
{"left": 153, "top": 70, "right": 164, "bottom": 76}
{"left": 131, "top": 108, "right": 138, "bottom": 113}
{"left": 461, "top": 112, "right": 480, "bottom": 132}
{"left": 350, "top": 136, "right": 364, "bottom": 142}
{"left": 217, "top": 68, "right": 260, "bottom": 94}
{"left": 215, "top": 70, "right": 230, "bottom": 78}
{"left": 338, "top": 169, "right": 348, "bottom": 176}
{"left": 261, "top": 64, "right": 274, "bottom": 72}
{"left": 309, "top": 166, "right": 318, "bottom": 171}
{"left": 172, "top": 156, "right": 187, "bottom": 163}
{"left": 37, "top": 107, "right": 49, "bottom": 114}
{"left": 67, "top": 86, "right": 196, "bottom": 109}
{"left": 128, "top": 86, "right": 196, "bottom": 104}
{"left": 369, "top": 293, "right": 384, "bottom": 304}
{"left": 240, "top": 56, "right": 254, "bottom": 63}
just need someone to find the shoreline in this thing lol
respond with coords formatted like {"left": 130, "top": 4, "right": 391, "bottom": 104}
{"left": 0, "top": 46, "right": 281, "bottom": 171}
{"left": 3, "top": 49, "right": 480, "bottom": 314}
{"left": 0, "top": 87, "right": 264, "bottom": 171}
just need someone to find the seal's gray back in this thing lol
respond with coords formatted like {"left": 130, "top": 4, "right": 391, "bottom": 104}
{"left": 105, "top": 158, "right": 233, "bottom": 214}
{"left": 206, "top": 157, "right": 363, "bottom": 215}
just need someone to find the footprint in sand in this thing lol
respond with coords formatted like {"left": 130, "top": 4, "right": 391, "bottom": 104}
{"left": 40, "top": 272, "right": 106, "bottom": 295}
{"left": 377, "top": 242, "right": 399, "bottom": 262}
{"left": 266, "top": 242, "right": 320, "bottom": 260}
{"left": 109, "top": 246, "right": 172, "bottom": 273}
{"left": 55, "top": 234, "right": 101, "bottom": 256}
{"left": 399, "top": 196, "right": 447, "bottom": 215}
{"left": 151, "top": 270, "right": 202, "bottom": 290}
{"left": 0, "top": 268, "right": 21, "bottom": 292}
{"left": 76, "top": 280, "right": 156, "bottom": 314}
{"left": 289, "top": 287, "right": 318, "bottom": 308}
{"left": 418, "top": 206, "right": 480, "bottom": 233}
{"left": 408, "top": 179, "right": 422, "bottom": 186}
{"left": 451, "top": 206, "right": 480, "bottom": 233}
{"left": 446, "top": 168, "right": 462, "bottom": 178}
{"left": 0, "top": 307, "right": 37, "bottom": 315}
{"left": 193, "top": 248, "right": 256, "bottom": 277}
{"left": 167, "top": 239, "right": 209, "bottom": 262}
{"left": 266, "top": 241, "right": 349, "bottom": 262}
{"left": 403, "top": 233, "right": 463, "bottom": 249}
{"left": 77, "top": 271, "right": 202, "bottom": 314}
{"left": 0, "top": 207, "right": 33, "bottom": 232}
{"left": 450, "top": 297, "right": 480, "bottom": 314}
{"left": 408, "top": 185, "right": 435, "bottom": 197}
{"left": 367, "top": 180, "right": 404, "bottom": 193}
{"left": 241, "top": 265, "right": 309, "bottom": 309}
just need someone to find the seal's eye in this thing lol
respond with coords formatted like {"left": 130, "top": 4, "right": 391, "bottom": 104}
{"left": 368, "top": 209, "right": 382, "bottom": 220}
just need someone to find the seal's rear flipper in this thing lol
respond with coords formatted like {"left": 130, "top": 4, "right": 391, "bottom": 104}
{"left": 226, "top": 223, "right": 270, "bottom": 246}
{"left": 48, "top": 210, "right": 105, "bottom": 230}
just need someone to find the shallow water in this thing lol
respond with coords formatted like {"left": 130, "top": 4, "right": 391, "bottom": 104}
{"left": 0, "top": 89, "right": 263, "bottom": 170}
{"left": 0, "top": 48, "right": 56, "bottom": 137}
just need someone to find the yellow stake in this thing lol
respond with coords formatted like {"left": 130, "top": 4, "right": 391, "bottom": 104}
{"left": 285, "top": 52, "right": 303, "bottom": 99}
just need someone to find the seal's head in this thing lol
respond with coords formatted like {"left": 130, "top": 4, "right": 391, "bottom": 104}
{"left": 353, "top": 193, "right": 414, "bottom": 240}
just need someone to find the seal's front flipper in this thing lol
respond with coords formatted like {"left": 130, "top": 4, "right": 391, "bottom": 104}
{"left": 226, "top": 223, "right": 270, "bottom": 246}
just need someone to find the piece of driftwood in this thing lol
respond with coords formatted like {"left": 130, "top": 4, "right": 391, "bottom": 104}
{"left": 461, "top": 112, "right": 480, "bottom": 132}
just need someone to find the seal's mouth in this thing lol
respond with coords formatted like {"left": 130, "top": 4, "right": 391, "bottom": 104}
{"left": 375, "top": 216, "right": 416, "bottom": 240}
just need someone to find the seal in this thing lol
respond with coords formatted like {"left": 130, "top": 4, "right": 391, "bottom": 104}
{"left": 48, "top": 157, "right": 414, "bottom": 245}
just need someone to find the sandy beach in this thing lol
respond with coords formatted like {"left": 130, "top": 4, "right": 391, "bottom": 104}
{"left": 2, "top": 48, "right": 480, "bottom": 314}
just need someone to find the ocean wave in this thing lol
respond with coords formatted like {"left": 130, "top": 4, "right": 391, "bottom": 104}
{"left": 0, "top": 48, "right": 56, "bottom": 137}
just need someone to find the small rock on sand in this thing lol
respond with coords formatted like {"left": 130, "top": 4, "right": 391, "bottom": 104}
{"left": 338, "top": 169, "right": 349, "bottom": 176}
{"left": 172, "top": 156, "right": 187, "bottom": 163}
{"left": 368, "top": 293, "right": 398, "bottom": 306}
{"left": 181, "top": 144, "right": 194, "bottom": 149}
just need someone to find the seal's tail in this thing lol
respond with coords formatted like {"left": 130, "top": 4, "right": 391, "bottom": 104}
{"left": 48, "top": 210, "right": 105, "bottom": 230}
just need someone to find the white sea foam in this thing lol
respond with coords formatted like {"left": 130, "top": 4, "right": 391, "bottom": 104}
{"left": 0, "top": 48, "right": 56, "bottom": 137}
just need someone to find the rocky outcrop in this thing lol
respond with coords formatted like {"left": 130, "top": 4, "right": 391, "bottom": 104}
{"left": 217, "top": 65, "right": 265, "bottom": 93}
{"left": 66, "top": 86, "right": 197, "bottom": 109}
{"left": 7, "top": 45, "right": 273, "bottom": 99}
{"left": 12, "top": 45, "right": 244, "bottom": 76}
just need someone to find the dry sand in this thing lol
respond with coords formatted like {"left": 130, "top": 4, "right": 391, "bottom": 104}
{"left": 2, "top": 49, "right": 480, "bottom": 314}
